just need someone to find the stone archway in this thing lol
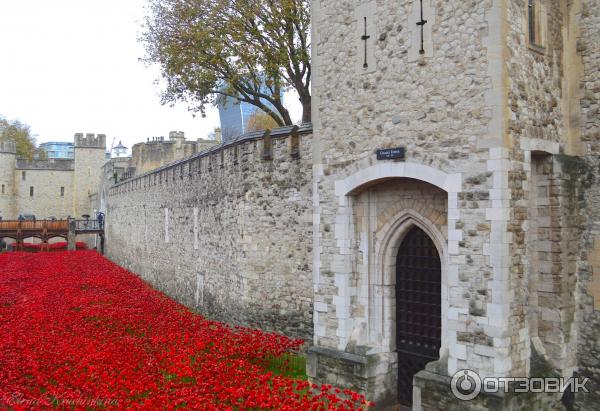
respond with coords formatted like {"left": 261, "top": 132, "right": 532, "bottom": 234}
{"left": 348, "top": 179, "right": 449, "bottom": 407}
{"left": 334, "top": 164, "right": 459, "bottom": 364}
{"left": 309, "top": 163, "right": 460, "bottom": 407}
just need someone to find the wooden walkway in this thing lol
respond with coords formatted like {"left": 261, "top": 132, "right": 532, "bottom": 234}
{"left": 0, "top": 220, "right": 104, "bottom": 252}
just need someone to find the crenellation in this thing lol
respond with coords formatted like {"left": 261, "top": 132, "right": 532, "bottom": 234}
{"left": 74, "top": 132, "right": 106, "bottom": 149}
{"left": 110, "top": 126, "right": 313, "bottom": 195}
{"left": 0, "top": 134, "right": 105, "bottom": 221}
{"left": 0, "top": 140, "right": 16, "bottom": 154}
{"left": 16, "top": 158, "right": 74, "bottom": 171}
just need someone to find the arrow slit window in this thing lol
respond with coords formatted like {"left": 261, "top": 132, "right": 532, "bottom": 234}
{"left": 528, "top": 0, "right": 546, "bottom": 49}
{"left": 355, "top": 2, "right": 376, "bottom": 74}
{"left": 408, "top": 0, "right": 434, "bottom": 62}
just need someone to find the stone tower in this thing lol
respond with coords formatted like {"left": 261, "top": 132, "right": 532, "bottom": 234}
{"left": 73, "top": 133, "right": 106, "bottom": 218}
{"left": 309, "top": 0, "right": 599, "bottom": 409}
{"left": 0, "top": 140, "right": 17, "bottom": 219}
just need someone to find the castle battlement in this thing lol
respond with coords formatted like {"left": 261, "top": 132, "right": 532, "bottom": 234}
{"left": 169, "top": 131, "right": 185, "bottom": 140}
{"left": 16, "top": 158, "right": 75, "bottom": 171}
{"left": 0, "top": 133, "right": 107, "bottom": 220}
{"left": 110, "top": 123, "right": 311, "bottom": 193}
{"left": 0, "top": 140, "right": 17, "bottom": 154}
{"left": 74, "top": 133, "right": 106, "bottom": 149}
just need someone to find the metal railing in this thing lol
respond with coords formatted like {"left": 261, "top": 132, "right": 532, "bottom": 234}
{"left": 74, "top": 219, "right": 104, "bottom": 232}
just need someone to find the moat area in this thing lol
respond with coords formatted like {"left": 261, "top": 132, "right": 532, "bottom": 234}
{"left": 0, "top": 251, "right": 371, "bottom": 410}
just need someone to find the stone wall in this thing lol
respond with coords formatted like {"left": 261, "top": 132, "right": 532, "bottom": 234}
{"left": 506, "top": 0, "right": 565, "bottom": 146}
{"left": 131, "top": 135, "right": 217, "bottom": 175}
{"left": 579, "top": 0, "right": 600, "bottom": 153}
{"left": 106, "top": 128, "right": 314, "bottom": 341}
{"left": 98, "top": 157, "right": 133, "bottom": 214}
{"left": 73, "top": 134, "right": 107, "bottom": 219}
{"left": 503, "top": 0, "right": 574, "bottom": 378}
{"left": 574, "top": 0, "right": 600, "bottom": 409}
{"left": 309, "top": 0, "right": 598, "bottom": 407}
{"left": 506, "top": 1, "right": 600, "bottom": 408}
{"left": 0, "top": 134, "right": 106, "bottom": 220}
{"left": 0, "top": 143, "right": 16, "bottom": 219}
{"left": 311, "top": 0, "right": 502, "bottom": 393}
{"left": 16, "top": 169, "right": 74, "bottom": 219}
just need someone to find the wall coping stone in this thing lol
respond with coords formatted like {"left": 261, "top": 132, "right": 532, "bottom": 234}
{"left": 16, "top": 158, "right": 75, "bottom": 171}
{"left": 112, "top": 123, "right": 313, "bottom": 189}
{"left": 308, "top": 346, "right": 369, "bottom": 365}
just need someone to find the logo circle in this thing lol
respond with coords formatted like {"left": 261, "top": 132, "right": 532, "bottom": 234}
{"left": 451, "top": 369, "right": 482, "bottom": 401}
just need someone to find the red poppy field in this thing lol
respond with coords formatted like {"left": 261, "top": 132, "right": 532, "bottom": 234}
{"left": 0, "top": 251, "right": 371, "bottom": 410}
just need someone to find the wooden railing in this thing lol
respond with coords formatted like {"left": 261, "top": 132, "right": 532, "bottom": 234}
{"left": 0, "top": 220, "right": 69, "bottom": 235}
{"left": 0, "top": 219, "right": 105, "bottom": 253}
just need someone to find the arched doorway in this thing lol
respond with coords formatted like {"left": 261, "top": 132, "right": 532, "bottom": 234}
{"left": 396, "top": 226, "right": 442, "bottom": 405}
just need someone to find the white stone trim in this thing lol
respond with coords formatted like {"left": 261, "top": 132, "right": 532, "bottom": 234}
{"left": 484, "top": 145, "right": 512, "bottom": 378}
{"left": 164, "top": 207, "right": 170, "bottom": 244}
{"left": 520, "top": 137, "right": 560, "bottom": 155}
{"left": 355, "top": 2, "right": 377, "bottom": 74}
{"left": 371, "top": 209, "right": 449, "bottom": 358}
{"left": 329, "top": 162, "right": 462, "bottom": 375}
{"left": 195, "top": 272, "right": 204, "bottom": 307}
{"left": 193, "top": 207, "right": 199, "bottom": 250}
{"left": 408, "top": 0, "right": 435, "bottom": 62}
{"left": 334, "top": 162, "right": 462, "bottom": 197}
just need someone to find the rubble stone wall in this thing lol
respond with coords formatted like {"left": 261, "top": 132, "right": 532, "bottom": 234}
{"left": 106, "top": 131, "right": 314, "bottom": 341}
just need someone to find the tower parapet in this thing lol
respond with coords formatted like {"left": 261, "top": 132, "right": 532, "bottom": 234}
{"left": 74, "top": 133, "right": 106, "bottom": 149}
{"left": 0, "top": 140, "right": 17, "bottom": 154}
{"left": 169, "top": 131, "right": 185, "bottom": 141}
{"left": 0, "top": 140, "right": 17, "bottom": 219}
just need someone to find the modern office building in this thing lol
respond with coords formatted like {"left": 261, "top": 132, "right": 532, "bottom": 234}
{"left": 39, "top": 141, "right": 74, "bottom": 159}
{"left": 216, "top": 83, "right": 284, "bottom": 143}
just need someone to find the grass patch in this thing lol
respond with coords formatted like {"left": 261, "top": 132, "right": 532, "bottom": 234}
{"left": 264, "top": 353, "right": 307, "bottom": 380}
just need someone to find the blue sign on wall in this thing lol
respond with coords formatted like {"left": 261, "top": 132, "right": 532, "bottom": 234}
{"left": 376, "top": 147, "right": 406, "bottom": 161}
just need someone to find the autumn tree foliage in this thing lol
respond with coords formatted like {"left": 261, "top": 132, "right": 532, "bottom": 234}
{"left": 246, "top": 110, "right": 280, "bottom": 132}
{"left": 141, "top": 0, "right": 311, "bottom": 126}
{"left": 0, "top": 117, "right": 36, "bottom": 160}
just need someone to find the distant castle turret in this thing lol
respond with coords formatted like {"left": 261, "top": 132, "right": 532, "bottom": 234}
{"left": 74, "top": 133, "right": 106, "bottom": 148}
{"left": 130, "top": 131, "right": 217, "bottom": 175}
{"left": 0, "top": 133, "right": 105, "bottom": 220}
{"left": 0, "top": 140, "right": 17, "bottom": 154}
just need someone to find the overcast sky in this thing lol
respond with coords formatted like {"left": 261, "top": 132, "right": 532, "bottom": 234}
{"left": 0, "top": 0, "right": 301, "bottom": 152}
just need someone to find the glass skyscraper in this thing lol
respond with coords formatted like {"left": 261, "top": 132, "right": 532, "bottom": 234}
{"left": 39, "top": 142, "right": 74, "bottom": 159}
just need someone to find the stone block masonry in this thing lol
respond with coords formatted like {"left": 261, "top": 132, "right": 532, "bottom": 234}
{"left": 106, "top": 126, "right": 314, "bottom": 341}
{"left": 577, "top": 186, "right": 600, "bottom": 409}
{"left": 308, "top": 0, "right": 599, "bottom": 408}
{"left": 0, "top": 134, "right": 105, "bottom": 221}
